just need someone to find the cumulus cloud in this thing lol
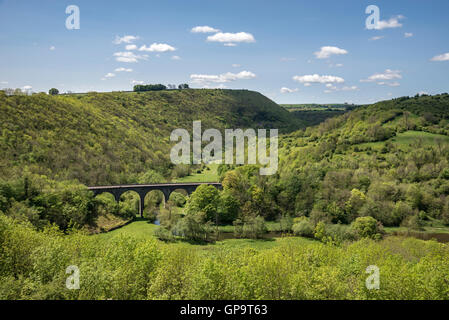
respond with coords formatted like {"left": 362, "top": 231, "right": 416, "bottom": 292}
{"left": 113, "top": 51, "right": 147, "bottom": 63}
{"left": 115, "top": 67, "right": 133, "bottom": 72}
{"left": 377, "top": 81, "right": 400, "bottom": 87}
{"left": 293, "top": 74, "right": 345, "bottom": 85}
{"left": 131, "top": 80, "right": 144, "bottom": 85}
{"left": 125, "top": 44, "right": 137, "bottom": 50}
{"left": 314, "top": 46, "right": 348, "bottom": 59}
{"left": 430, "top": 53, "right": 449, "bottom": 62}
{"left": 104, "top": 73, "right": 115, "bottom": 78}
{"left": 113, "top": 35, "right": 139, "bottom": 44}
{"left": 361, "top": 69, "right": 402, "bottom": 82}
{"left": 280, "top": 87, "right": 299, "bottom": 94}
{"left": 404, "top": 32, "right": 413, "bottom": 38}
{"left": 341, "top": 86, "right": 358, "bottom": 91}
{"left": 190, "top": 71, "right": 256, "bottom": 84}
{"left": 191, "top": 26, "right": 221, "bottom": 33}
{"left": 375, "top": 15, "right": 404, "bottom": 30}
{"left": 139, "top": 43, "right": 176, "bottom": 52}
{"left": 171, "top": 55, "right": 181, "bottom": 60}
{"left": 207, "top": 32, "right": 255, "bottom": 45}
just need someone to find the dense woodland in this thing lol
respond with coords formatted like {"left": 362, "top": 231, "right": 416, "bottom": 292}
{"left": 1, "top": 89, "right": 449, "bottom": 299}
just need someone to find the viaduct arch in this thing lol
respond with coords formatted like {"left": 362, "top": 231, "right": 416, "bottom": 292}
{"left": 88, "top": 182, "right": 222, "bottom": 217}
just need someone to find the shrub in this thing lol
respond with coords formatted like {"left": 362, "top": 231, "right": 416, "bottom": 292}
{"left": 401, "top": 214, "right": 425, "bottom": 231}
{"left": 292, "top": 219, "right": 314, "bottom": 237}
{"left": 351, "top": 216, "right": 383, "bottom": 239}
{"left": 234, "top": 216, "right": 267, "bottom": 239}
{"left": 169, "top": 192, "right": 186, "bottom": 207}
{"left": 154, "top": 227, "right": 174, "bottom": 242}
{"left": 279, "top": 214, "right": 293, "bottom": 233}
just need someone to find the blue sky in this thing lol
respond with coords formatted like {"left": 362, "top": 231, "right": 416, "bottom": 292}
{"left": 0, "top": 0, "right": 448, "bottom": 104}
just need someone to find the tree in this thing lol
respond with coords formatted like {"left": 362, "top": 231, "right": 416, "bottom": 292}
{"left": 48, "top": 88, "right": 59, "bottom": 95}
{"left": 351, "top": 216, "right": 383, "bottom": 239}
{"left": 178, "top": 83, "right": 189, "bottom": 89}
{"left": 185, "top": 185, "right": 220, "bottom": 222}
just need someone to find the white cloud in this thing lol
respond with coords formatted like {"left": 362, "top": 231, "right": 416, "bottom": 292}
{"left": 191, "top": 26, "right": 221, "bottom": 33}
{"left": 341, "top": 86, "right": 358, "bottom": 91}
{"left": 190, "top": 71, "right": 256, "bottom": 84}
{"left": 404, "top": 32, "right": 413, "bottom": 38}
{"left": 171, "top": 55, "right": 181, "bottom": 60}
{"left": 22, "top": 85, "right": 32, "bottom": 91}
{"left": 370, "top": 36, "right": 385, "bottom": 41}
{"left": 131, "top": 80, "right": 144, "bottom": 85}
{"left": 314, "top": 46, "right": 348, "bottom": 59}
{"left": 49, "top": 46, "right": 56, "bottom": 51}
{"left": 377, "top": 81, "right": 400, "bottom": 87}
{"left": 1, "top": 81, "right": 8, "bottom": 85}
{"left": 125, "top": 44, "right": 137, "bottom": 50}
{"left": 104, "top": 73, "right": 115, "bottom": 78}
{"left": 430, "top": 53, "right": 449, "bottom": 62}
{"left": 293, "top": 74, "right": 345, "bottom": 84}
{"left": 113, "top": 51, "right": 147, "bottom": 63}
{"left": 280, "top": 57, "right": 296, "bottom": 62}
{"left": 115, "top": 67, "right": 133, "bottom": 72}
{"left": 113, "top": 35, "right": 139, "bottom": 44}
{"left": 224, "top": 43, "right": 237, "bottom": 47}
{"left": 139, "top": 43, "right": 176, "bottom": 52}
{"left": 375, "top": 15, "right": 404, "bottom": 30}
{"left": 207, "top": 32, "right": 255, "bottom": 45}
{"left": 232, "top": 64, "right": 241, "bottom": 68}
{"left": 280, "top": 87, "right": 299, "bottom": 94}
{"left": 201, "top": 84, "right": 227, "bottom": 89}
{"left": 361, "top": 69, "right": 402, "bottom": 82}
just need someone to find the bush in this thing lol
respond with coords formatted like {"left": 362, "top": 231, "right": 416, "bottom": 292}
{"left": 351, "top": 216, "right": 383, "bottom": 239}
{"left": 401, "top": 214, "right": 425, "bottom": 231}
{"left": 172, "top": 213, "right": 213, "bottom": 242}
{"left": 154, "top": 226, "right": 174, "bottom": 242}
{"left": 234, "top": 216, "right": 267, "bottom": 239}
{"left": 292, "top": 219, "right": 314, "bottom": 237}
{"left": 279, "top": 214, "right": 293, "bottom": 233}
{"left": 169, "top": 192, "right": 186, "bottom": 207}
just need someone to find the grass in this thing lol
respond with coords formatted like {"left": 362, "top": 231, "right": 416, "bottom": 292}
{"left": 353, "top": 130, "right": 449, "bottom": 152}
{"left": 93, "top": 218, "right": 317, "bottom": 250}
{"left": 175, "top": 164, "right": 219, "bottom": 183}
{"left": 95, "top": 218, "right": 159, "bottom": 241}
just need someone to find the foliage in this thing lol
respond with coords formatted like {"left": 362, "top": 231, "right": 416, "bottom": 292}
{"left": 351, "top": 216, "right": 383, "bottom": 239}
{"left": 292, "top": 218, "right": 314, "bottom": 237}
{"left": 133, "top": 84, "right": 167, "bottom": 92}
{"left": 48, "top": 88, "right": 59, "bottom": 95}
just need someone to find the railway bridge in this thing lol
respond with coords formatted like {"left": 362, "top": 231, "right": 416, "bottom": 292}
{"left": 88, "top": 182, "right": 222, "bottom": 217}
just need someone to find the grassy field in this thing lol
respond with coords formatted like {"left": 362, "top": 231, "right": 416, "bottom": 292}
{"left": 94, "top": 218, "right": 317, "bottom": 250}
{"left": 354, "top": 130, "right": 449, "bottom": 151}
{"left": 175, "top": 164, "right": 219, "bottom": 182}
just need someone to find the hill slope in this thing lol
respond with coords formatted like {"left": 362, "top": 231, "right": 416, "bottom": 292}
{"left": 0, "top": 89, "right": 302, "bottom": 185}
{"left": 275, "top": 93, "right": 449, "bottom": 228}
